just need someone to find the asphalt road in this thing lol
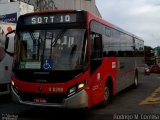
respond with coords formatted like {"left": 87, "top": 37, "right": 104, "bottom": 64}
{"left": 0, "top": 74, "right": 160, "bottom": 120}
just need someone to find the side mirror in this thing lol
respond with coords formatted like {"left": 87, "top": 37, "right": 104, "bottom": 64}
{"left": 5, "top": 30, "right": 15, "bottom": 56}
{"left": 5, "top": 37, "right": 9, "bottom": 49}
{"left": 94, "top": 36, "right": 102, "bottom": 49}
{"left": 5, "top": 30, "right": 16, "bottom": 49}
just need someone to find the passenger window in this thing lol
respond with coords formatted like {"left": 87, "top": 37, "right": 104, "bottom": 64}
{"left": 90, "top": 32, "right": 102, "bottom": 59}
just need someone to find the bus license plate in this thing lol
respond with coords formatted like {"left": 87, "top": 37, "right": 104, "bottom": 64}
{"left": 34, "top": 98, "right": 47, "bottom": 103}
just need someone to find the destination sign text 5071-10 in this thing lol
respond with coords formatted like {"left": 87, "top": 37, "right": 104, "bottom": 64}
{"left": 24, "top": 13, "right": 77, "bottom": 25}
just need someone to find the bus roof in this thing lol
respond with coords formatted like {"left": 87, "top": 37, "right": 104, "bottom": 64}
{"left": 86, "top": 11, "right": 143, "bottom": 41}
{"left": 21, "top": 10, "right": 143, "bottom": 41}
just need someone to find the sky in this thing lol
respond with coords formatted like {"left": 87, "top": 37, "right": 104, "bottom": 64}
{"left": 96, "top": 0, "right": 160, "bottom": 48}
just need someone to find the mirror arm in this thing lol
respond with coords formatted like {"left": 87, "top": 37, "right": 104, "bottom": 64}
{"left": 5, "top": 30, "right": 16, "bottom": 37}
{"left": 4, "top": 50, "right": 15, "bottom": 56}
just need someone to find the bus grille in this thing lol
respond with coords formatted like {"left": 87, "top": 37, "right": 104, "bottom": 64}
{"left": 13, "top": 69, "right": 82, "bottom": 83}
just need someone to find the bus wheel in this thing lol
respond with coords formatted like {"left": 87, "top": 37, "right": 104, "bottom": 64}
{"left": 132, "top": 73, "right": 138, "bottom": 88}
{"left": 100, "top": 84, "right": 111, "bottom": 107}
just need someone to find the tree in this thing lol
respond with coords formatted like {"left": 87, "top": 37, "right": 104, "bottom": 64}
{"left": 155, "top": 46, "right": 160, "bottom": 57}
{"left": 144, "top": 46, "right": 155, "bottom": 65}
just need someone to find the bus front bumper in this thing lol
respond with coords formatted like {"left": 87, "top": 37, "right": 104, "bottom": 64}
{"left": 11, "top": 86, "right": 88, "bottom": 109}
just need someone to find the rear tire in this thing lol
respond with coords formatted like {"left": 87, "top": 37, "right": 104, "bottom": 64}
{"left": 132, "top": 73, "right": 138, "bottom": 88}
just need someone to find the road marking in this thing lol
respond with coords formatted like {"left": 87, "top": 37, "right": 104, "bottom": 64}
{"left": 139, "top": 86, "right": 160, "bottom": 105}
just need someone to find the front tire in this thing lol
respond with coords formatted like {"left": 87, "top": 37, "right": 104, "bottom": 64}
{"left": 100, "top": 84, "right": 111, "bottom": 107}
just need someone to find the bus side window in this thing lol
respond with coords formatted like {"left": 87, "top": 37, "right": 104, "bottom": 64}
{"left": 91, "top": 32, "right": 102, "bottom": 59}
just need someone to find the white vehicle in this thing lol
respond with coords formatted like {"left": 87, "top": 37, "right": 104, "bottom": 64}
{"left": 0, "top": 0, "right": 34, "bottom": 96}
{"left": 0, "top": 22, "right": 15, "bottom": 95}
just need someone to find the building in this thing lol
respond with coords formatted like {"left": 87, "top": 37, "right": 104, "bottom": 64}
{"left": 18, "top": 0, "right": 101, "bottom": 17}
{"left": 0, "top": 1, "right": 34, "bottom": 23}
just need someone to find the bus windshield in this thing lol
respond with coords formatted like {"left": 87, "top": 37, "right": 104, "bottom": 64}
{"left": 15, "top": 29, "right": 87, "bottom": 71}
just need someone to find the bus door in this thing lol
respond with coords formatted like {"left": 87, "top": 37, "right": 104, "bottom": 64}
{"left": 90, "top": 32, "right": 103, "bottom": 104}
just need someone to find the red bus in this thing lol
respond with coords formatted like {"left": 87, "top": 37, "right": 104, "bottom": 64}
{"left": 6, "top": 10, "right": 144, "bottom": 108}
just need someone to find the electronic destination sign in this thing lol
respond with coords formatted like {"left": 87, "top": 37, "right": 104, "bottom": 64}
{"left": 23, "top": 13, "right": 78, "bottom": 25}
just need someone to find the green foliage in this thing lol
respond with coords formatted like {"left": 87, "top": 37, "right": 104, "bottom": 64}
{"left": 144, "top": 46, "right": 154, "bottom": 57}
{"left": 155, "top": 47, "right": 160, "bottom": 56}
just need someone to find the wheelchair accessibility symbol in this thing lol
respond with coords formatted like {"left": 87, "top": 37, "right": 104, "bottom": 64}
{"left": 43, "top": 59, "right": 53, "bottom": 70}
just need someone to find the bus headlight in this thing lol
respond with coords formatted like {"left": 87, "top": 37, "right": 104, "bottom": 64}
{"left": 11, "top": 80, "right": 18, "bottom": 94}
{"left": 78, "top": 82, "right": 85, "bottom": 89}
{"left": 11, "top": 81, "right": 15, "bottom": 86}
{"left": 68, "top": 81, "right": 86, "bottom": 97}
{"left": 68, "top": 86, "right": 77, "bottom": 96}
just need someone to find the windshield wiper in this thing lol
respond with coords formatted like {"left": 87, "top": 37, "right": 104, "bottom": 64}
{"left": 51, "top": 28, "right": 67, "bottom": 47}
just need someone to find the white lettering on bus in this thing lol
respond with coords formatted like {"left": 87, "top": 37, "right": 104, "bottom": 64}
{"left": 50, "top": 16, "right": 55, "bottom": 22}
{"left": 31, "top": 15, "right": 71, "bottom": 24}
{"left": 43, "top": 17, "right": 48, "bottom": 23}
{"left": 60, "top": 15, "right": 70, "bottom": 22}
{"left": 48, "top": 87, "right": 64, "bottom": 92}
{"left": 37, "top": 17, "right": 42, "bottom": 23}
{"left": 31, "top": 18, "right": 36, "bottom": 24}
{"left": 112, "top": 62, "right": 116, "bottom": 69}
